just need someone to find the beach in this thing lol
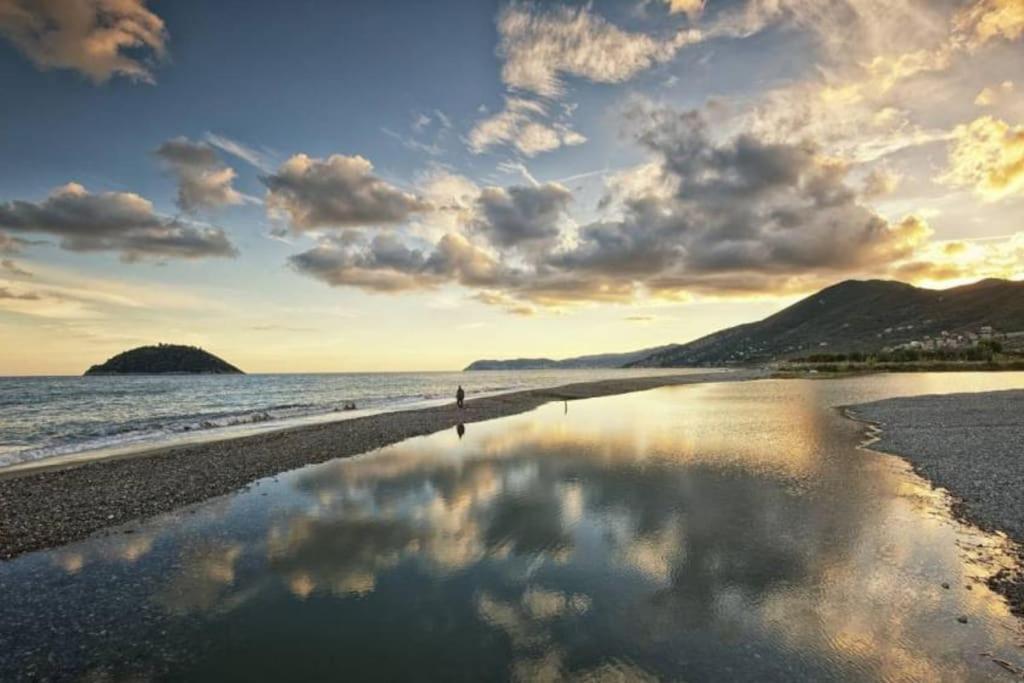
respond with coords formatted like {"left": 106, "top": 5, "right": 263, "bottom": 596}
{"left": 0, "top": 370, "right": 758, "bottom": 560}
{"left": 849, "top": 389, "right": 1024, "bottom": 614}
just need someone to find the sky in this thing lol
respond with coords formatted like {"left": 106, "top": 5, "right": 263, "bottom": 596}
{"left": 1, "top": 0, "right": 1023, "bottom": 375}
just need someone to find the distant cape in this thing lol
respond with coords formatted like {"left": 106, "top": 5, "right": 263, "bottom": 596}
{"left": 84, "top": 344, "right": 244, "bottom": 375}
{"left": 464, "top": 345, "right": 679, "bottom": 371}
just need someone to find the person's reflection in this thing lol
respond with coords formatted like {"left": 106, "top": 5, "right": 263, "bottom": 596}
{"left": 456, "top": 422, "right": 466, "bottom": 439}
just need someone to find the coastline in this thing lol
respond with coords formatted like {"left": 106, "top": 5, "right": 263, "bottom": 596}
{"left": 846, "top": 389, "right": 1024, "bottom": 615}
{"left": 0, "top": 369, "right": 760, "bottom": 561}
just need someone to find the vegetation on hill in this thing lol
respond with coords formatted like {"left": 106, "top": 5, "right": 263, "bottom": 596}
{"left": 84, "top": 344, "right": 243, "bottom": 375}
{"left": 631, "top": 278, "right": 1024, "bottom": 367}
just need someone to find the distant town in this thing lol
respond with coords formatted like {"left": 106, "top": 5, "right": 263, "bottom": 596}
{"left": 880, "top": 326, "right": 1022, "bottom": 353}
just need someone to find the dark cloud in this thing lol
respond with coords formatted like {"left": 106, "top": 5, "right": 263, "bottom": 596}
{"left": 551, "top": 106, "right": 929, "bottom": 288}
{"left": 287, "top": 109, "right": 935, "bottom": 312}
{"left": 473, "top": 183, "right": 572, "bottom": 250}
{"left": 289, "top": 233, "right": 433, "bottom": 292}
{"left": 0, "top": 183, "right": 237, "bottom": 261}
{"left": 290, "top": 231, "right": 508, "bottom": 293}
{"left": 155, "top": 137, "right": 243, "bottom": 212}
{"left": 264, "top": 154, "right": 431, "bottom": 231}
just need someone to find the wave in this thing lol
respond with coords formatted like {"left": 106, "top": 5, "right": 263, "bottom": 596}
{"left": 0, "top": 392, "right": 445, "bottom": 468}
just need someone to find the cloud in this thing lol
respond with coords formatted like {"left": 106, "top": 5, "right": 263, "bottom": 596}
{"left": 862, "top": 166, "right": 902, "bottom": 197}
{"left": 289, "top": 108, "right": 952, "bottom": 310}
{"left": 1, "top": 258, "right": 31, "bottom": 277}
{"left": 955, "top": 0, "right": 1024, "bottom": 50}
{"left": 0, "top": 286, "right": 41, "bottom": 300}
{"left": 709, "top": 0, "right": 953, "bottom": 64}
{"left": 289, "top": 232, "right": 435, "bottom": 292}
{"left": 0, "top": 231, "right": 31, "bottom": 254}
{"left": 155, "top": 137, "right": 244, "bottom": 213}
{"left": 663, "top": 0, "right": 705, "bottom": 19}
{"left": 289, "top": 231, "right": 508, "bottom": 293}
{"left": 975, "top": 80, "right": 1015, "bottom": 106}
{"left": 473, "top": 183, "right": 572, "bottom": 250}
{"left": 940, "top": 115, "right": 1024, "bottom": 201}
{"left": 204, "top": 133, "right": 275, "bottom": 172}
{"left": 497, "top": 2, "right": 700, "bottom": 97}
{"left": 890, "top": 233, "right": 1024, "bottom": 285}
{"left": 263, "top": 154, "right": 431, "bottom": 231}
{"left": 0, "top": 183, "right": 237, "bottom": 261}
{"left": 692, "top": 0, "right": 1024, "bottom": 167}
{"left": 381, "top": 127, "right": 443, "bottom": 157}
{"left": 468, "top": 97, "right": 586, "bottom": 157}
{"left": 409, "top": 167, "right": 481, "bottom": 241}
{"left": 0, "top": 0, "right": 167, "bottom": 83}
{"left": 549, "top": 107, "right": 931, "bottom": 290}
{"left": 472, "top": 290, "right": 535, "bottom": 316}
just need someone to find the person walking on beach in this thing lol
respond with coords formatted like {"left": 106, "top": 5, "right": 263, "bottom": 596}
{"left": 456, "top": 385, "right": 465, "bottom": 409}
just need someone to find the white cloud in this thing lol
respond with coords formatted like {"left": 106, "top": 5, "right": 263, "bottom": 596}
{"left": 468, "top": 97, "right": 586, "bottom": 157}
{"left": 204, "top": 133, "right": 275, "bottom": 172}
{"left": 497, "top": 2, "right": 701, "bottom": 97}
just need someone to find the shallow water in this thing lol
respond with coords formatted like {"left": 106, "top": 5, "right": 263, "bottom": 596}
{"left": 2, "top": 373, "right": 1024, "bottom": 681}
{"left": 0, "top": 368, "right": 694, "bottom": 467}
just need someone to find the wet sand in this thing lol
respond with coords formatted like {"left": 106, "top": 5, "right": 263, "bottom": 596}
{"left": 848, "top": 389, "right": 1024, "bottom": 615}
{"left": 0, "top": 370, "right": 758, "bottom": 560}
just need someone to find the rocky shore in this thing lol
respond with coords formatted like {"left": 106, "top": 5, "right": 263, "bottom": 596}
{"left": 848, "top": 389, "right": 1024, "bottom": 615}
{"left": 0, "top": 370, "right": 757, "bottom": 560}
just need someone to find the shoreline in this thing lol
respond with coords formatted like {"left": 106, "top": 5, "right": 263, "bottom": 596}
{"left": 846, "top": 390, "right": 1024, "bottom": 616}
{"left": 0, "top": 370, "right": 760, "bottom": 561}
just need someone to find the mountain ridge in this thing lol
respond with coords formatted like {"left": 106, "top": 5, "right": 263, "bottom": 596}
{"left": 630, "top": 278, "right": 1024, "bottom": 367}
{"left": 464, "top": 344, "right": 679, "bottom": 371}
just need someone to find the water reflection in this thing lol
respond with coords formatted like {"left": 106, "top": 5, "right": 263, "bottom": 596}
{"left": 2, "top": 375, "right": 1024, "bottom": 681}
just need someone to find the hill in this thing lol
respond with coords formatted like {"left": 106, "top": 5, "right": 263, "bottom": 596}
{"left": 631, "top": 278, "right": 1024, "bottom": 367}
{"left": 84, "top": 344, "right": 244, "bottom": 375}
{"left": 464, "top": 344, "right": 679, "bottom": 371}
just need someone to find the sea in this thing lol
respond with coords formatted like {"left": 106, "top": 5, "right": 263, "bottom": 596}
{"left": 0, "top": 368, "right": 699, "bottom": 468}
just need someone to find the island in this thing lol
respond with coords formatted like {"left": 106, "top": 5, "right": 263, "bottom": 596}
{"left": 84, "top": 344, "right": 244, "bottom": 375}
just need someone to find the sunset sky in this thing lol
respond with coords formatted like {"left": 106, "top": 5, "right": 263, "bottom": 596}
{"left": 1, "top": 0, "right": 1023, "bottom": 374}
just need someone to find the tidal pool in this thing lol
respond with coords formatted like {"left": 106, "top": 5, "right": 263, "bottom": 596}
{"left": 3, "top": 374, "right": 1024, "bottom": 681}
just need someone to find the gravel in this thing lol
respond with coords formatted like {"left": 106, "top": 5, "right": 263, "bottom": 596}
{"left": 848, "top": 389, "right": 1024, "bottom": 615}
{"left": 0, "top": 371, "right": 757, "bottom": 560}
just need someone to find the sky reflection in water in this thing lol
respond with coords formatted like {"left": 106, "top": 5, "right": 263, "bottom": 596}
{"left": 3, "top": 374, "right": 1024, "bottom": 681}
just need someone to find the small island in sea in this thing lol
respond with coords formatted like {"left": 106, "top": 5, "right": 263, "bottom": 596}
{"left": 84, "top": 344, "right": 244, "bottom": 376}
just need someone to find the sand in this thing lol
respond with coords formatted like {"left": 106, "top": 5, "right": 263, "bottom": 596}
{"left": 849, "top": 389, "right": 1024, "bottom": 614}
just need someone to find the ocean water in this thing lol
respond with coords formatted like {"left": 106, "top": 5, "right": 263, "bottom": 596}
{"left": 0, "top": 368, "right": 697, "bottom": 468}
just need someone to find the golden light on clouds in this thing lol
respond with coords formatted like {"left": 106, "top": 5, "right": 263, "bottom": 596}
{"left": 942, "top": 116, "right": 1024, "bottom": 201}
{"left": 975, "top": 80, "right": 1015, "bottom": 106}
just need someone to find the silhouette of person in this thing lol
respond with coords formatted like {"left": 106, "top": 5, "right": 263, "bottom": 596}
{"left": 456, "top": 385, "right": 465, "bottom": 409}
{"left": 456, "top": 422, "right": 465, "bottom": 439}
